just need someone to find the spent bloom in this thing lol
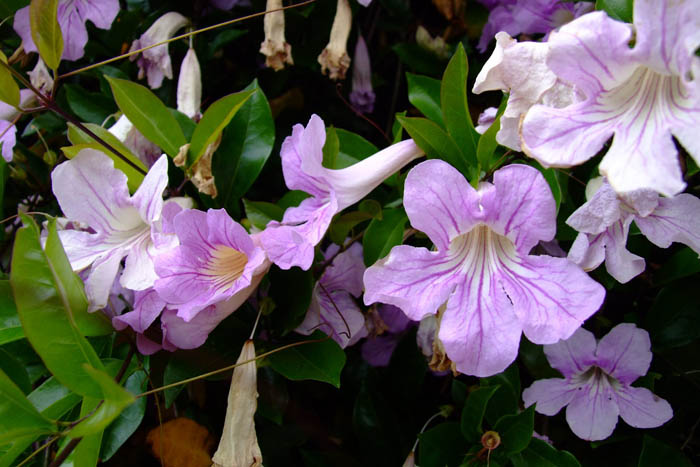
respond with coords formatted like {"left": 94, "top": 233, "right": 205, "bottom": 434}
{"left": 522, "top": 323, "right": 673, "bottom": 441}
{"left": 296, "top": 242, "right": 368, "bottom": 348}
{"left": 318, "top": 0, "right": 352, "bottom": 80}
{"left": 259, "top": 0, "right": 293, "bottom": 71}
{"left": 349, "top": 35, "right": 375, "bottom": 114}
{"left": 259, "top": 114, "right": 423, "bottom": 270}
{"left": 567, "top": 178, "right": 700, "bottom": 284}
{"left": 14, "top": 0, "right": 120, "bottom": 61}
{"left": 363, "top": 160, "right": 605, "bottom": 376}
{"left": 129, "top": 12, "right": 189, "bottom": 89}
{"left": 520, "top": 0, "right": 700, "bottom": 196}
{"left": 52, "top": 149, "right": 170, "bottom": 310}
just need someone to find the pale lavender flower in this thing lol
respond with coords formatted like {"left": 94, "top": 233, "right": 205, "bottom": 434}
{"left": 0, "top": 121, "right": 17, "bottom": 162}
{"left": 154, "top": 208, "right": 268, "bottom": 321}
{"left": 0, "top": 89, "right": 37, "bottom": 122}
{"left": 177, "top": 48, "right": 202, "bottom": 120}
{"left": 349, "top": 35, "right": 375, "bottom": 114}
{"left": 521, "top": 1, "right": 700, "bottom": 196}
{"left": 52, "top": 149, "right": 169, "bottom": 310}
{"left": 296, "top": 242, "right": 368, "bottom": 348}
{"left": 523, "top": 323, "right": 673, "bottom": 441}
{"left": 361, "top": 304, "right": 415, "bottom": 367}
{"left": 477, "top": 0, "right": 593, "bottom": 53}
{"left": 475, "top": 107, "right": 497, "bottom": 134}
{"left": 129, "top": 12, "right": 189, "bottom": 89}
{"left": 259, "top": 114, "right": 424, "bottom": 270}
{"left": 108, "top": 115, "right": 161, "bottom": 167}
{"left": 14, "top": 0, "right": 120, "bottom": 61}
{"left": 363, "top": 160, "right": 605, "bottom": 377}
{"left": 210, "top": 0, "right": 251, "bottom": 10}
{"left": 567, "top": 178, "right": 700, "bottom": 284}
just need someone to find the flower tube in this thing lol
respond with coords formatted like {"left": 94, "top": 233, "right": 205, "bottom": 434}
{"left": 259, "top": 0, "right": 293, "bottom": 71}
{"left": 318, "top": 0, "right": 352, "bottom": 80}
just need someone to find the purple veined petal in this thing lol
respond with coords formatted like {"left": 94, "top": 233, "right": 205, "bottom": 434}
{"left": 439, "top": 276, "right": 522, "bottom": 377}
{"left": 361, "top": 333, "right": 401, "bottom": 367}
{"left": 475, "top": 107, "right": 498, "bottom": 135}
{"left": 522, "top": 378, "right": 578, "bottom": 416}
{"left": 75, "top": 0, "right": 121, "bottom": 30}
{"left": 378, "top": 304, "right": 413, "bottom": 334}
{"left": 634, "top": 194, "right": 700, "bottom": 254}
{"left": 566, "top": 180, "right": 622, "bottom": 235}
{"left": 131, "top": 154, "right": 168, "bottom": 224}
{"left": 363, "top": 245, "right": 461, "bottom": 322}
{"left": 568, "top": 232, "right": 606, "bottom": 273}
{"left": 565, "top": 380, "right": 620, "bottom": 441}
{"left": 0, "top": 120, "right": 17, "bottom": 162}
{"left": 319, "top": 242, "right": 365, "bottom": 297}
{"left": 84, "top": 249, "right": 124, "bottom": 312}
{"left": 296, "top": 287, "right": 367, "bottom": 348}
{"left": 599, "top": 217, "right": 646, "bottom": 283}
{"left": 120, "top": 234, "right": 158, "bottom": 291}
{"left": 485, "top": 164, "right": 556, "bottom": 253}
{"left": 632, "top": 0, "right": 700, "bottom": 78}
{"left": 112, "top": 288, "right": 166, "bottom": 333}
{"left": 12, "top": 6, "right": 34, "bottom": 54}
{"left": 57, "top": 229, "right": 113, "bottom": 271}
{"left": 595, "top": 323, "right": 652, "bottom": 385}
{"left": 160, "top": 306, "right": 222, "bottom": 350}
{"left": 136, "top": 333, "right": 162, "bottom": 355}
{"left": 542, "top": 327, "right": 597, "bottom": 378}
{"left": 350, "top": 35, "right": 375, "bottom": 114}
{"left": 280, "top": 114, "right": 329, "bottom": 197}
{"left": 502, "top": 254, "right": 604, "bottom": 345}
{"left": 616, "top": 385, "right": 673, "bottom": 429}
{"left": 205, "top": 208, "right": 258, "bottom": 257}
{"left": 57, "top": 1, "right": 90, "bottom": 61}
{"left": 402, "top": 160, "right": 483, "bottom": 251}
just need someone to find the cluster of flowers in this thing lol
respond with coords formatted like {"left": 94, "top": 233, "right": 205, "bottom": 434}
{"left": 5, "top": 0, "right": 698, "bottom": 446}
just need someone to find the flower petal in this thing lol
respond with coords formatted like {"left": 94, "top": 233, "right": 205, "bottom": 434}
{"left": 76, "top": 0, "right": 120, "bottom": 30}
{"left": 320, "top": 242, "right": 365, "bottom": 297}
{"left": 84, "top": 249, "right": 124, "bottom": 312}
{"left": 280, "top": 114, "right": 329, "bottom": 197}
{"left": 634, "top": 194, "right": 700, "bottom": 254}
{"left": 131, "top": 154, "right": 168, "bottom": 224}
{"left": 120, "top": 234, "right": 158, "bottom": 290}
{"left": 616, "top": 386, "right": 673, "bottom": 429}
{"left": 112, "top": 288, "right": 166, "bottom": 333}
{"left": 296, "top": 288, "right": 367, "bottom": 348}
{"left": 361, "top": 334, "right": 401, "bottom": 367}
{"left": 566, "top": 180, "right": 622, "bottom": 235}
{"left": 595, "top": 323, "right": 652, "bottom": 384}
{"left": 565, "top": 385, "right": 619, "bottom": 441}
{"left": 542, "top": 327, "right": 597, "bottom": 378}
{"left": 522, "top": 378, "right": 577, "bottom": 416}
{"left": 0, "top": 120, "right": 17, "bottom": 162}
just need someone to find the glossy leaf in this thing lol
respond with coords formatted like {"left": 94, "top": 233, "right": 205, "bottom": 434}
{"left": 0, "top": 368, "right": 55, "bottom": 444}
{"left": 418, "top": 422, "right": 465, "bottom": 467}
{"left": 322, "top": 126, "right": 340, "bottom": 168}
{"left": 329, "top": 211, "right": 374, "bottom": 245}
{"left": 106, "top": 76, "right": 186, "bottom": 158}
{"left": 100, "top": 370, "right": 147, "bottom": 461}
{"left": 595, "top": 0, "right": 633, "bottom": 22}
{"left": 188, "top": 89, "right": 255, "bottom": 166}
{"left": 638, "top": 435, "right": 692, "bottom": 467}
{"left": 336, "top": 129, "right": 378, "bottom": 163}
{"left": 655, "top": 248, "right": 700, "bottom": 286}
{"left": 0, "top": 280, "right": 23, "bottom": 345}
{"left": 64, "top": 84, "right": 117, "bottom": 125}
{"left": 163, "top": 356, "right": 199, "bottom": 409}
{"left": 268, "top": 266, "right": 314, "bottom": 335}
{"left": 0, "top": 51, "right": 19, "bottom": 108}
{"left": 268, "top": 331, "right": 346, "bottom": 388}
{"left": 397, "top": 115, "right": 471, "bottom": 178}
{"left": 67, "top": 122, "right": 147, "bottom": 192}
{"left": 493, "top": 405, "right": 534, "bottom": 455}
{"left": 460, "top": 385, "right": 500, "bottom": 442}
{"left": 647, "top": 279, "right": 700, "bottom": 350}
{"left": 406, "top": 72, "right": 444, "bottom": 127}
{"left": 214, "top": 81, "right": 274, "bottom": 209}
{"left": 520, "top": 438, "right": 581, "bottom": 467}
{"left": 0, "top": 348, "right": 30, "bottom": 394}
{"left": 441, "top": 43, "right": 478, "bottom": 169}
{"left": 10, "top": 216, "right": 107, "bottom": 398}
{"left": 28, "top": 376, "right": 81, "bottom": 419}
{"left": 481, "top": 363, "right": 521, "bottom": 425}
{"left": 363, "top": 208, "right": 408, "bottom": 266}
{"left": 29, "top": 0, "right": 63, "bottom": 70}
{"left": 243, "top": 199, "right": 284, "bottom": 231}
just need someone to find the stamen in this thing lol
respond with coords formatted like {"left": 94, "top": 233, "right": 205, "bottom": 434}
{"left": 202, "top": 245, "right": 248, "bottom": 291}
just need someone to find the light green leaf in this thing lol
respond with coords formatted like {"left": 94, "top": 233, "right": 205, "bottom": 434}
{"left": 188, "top": 89, "right": 255, "bottom": 166}
{"left": 363, "top": 208, "right": 408, "bottom": 266}
{"left": 268, "top": 332, "right": 346, "bottom": 388}
{"left": 0, "top": 51, "right": 19, "bottom": 108}
{"left": 0, "top": 368, "right": 56, "bottom": 444}
{"left": 106, "top": 76, "right": 186, "bottom": 158}
{"left": 406, "top": 72, "right": 444, "bottom": 127}
{"left": 476, "top": 95, "right": 507, "bottom": 173}
{"left": 0, "top": 280, "right": 23, "bottom": 345}
{"left": 243, "top": 199, "right": 284, "bottom": 231}
{"left": 10, "top": 216, "right": 108, "bottom": 398}
{"left": 595, "top": 0, "right": 633, "bottom": 22}
{"left": 29, "top": 0, "right": 64, "bottom": 70}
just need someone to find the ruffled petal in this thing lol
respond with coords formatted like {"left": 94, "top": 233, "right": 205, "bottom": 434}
{"left": 57, "top": 2, "right": 90, "bottom": 61}
{"left": 565, "top": 384, "right": 620, "bottom": 441}
{"left": 363, "top": 246, "right": 461, "bottom": 322}
{"left": 595, "top": 323, "right": 652, "bottom": 385}
{"left": 84, "top": 249, "right": 124, "bottom": 312}
{"left": 522, "top": 378, "right": 577, "bottom": 416}
{"left": 76, "top": 0, "right": 121, "bottom": 30}
{"left": 112, "top": 288, "right": 166, "bottom": 333}
{"left": 566, "top": 180, "right": 622, "bottom": 234}
{"left": 320, "top": 242, "right": 365, "bottom": 297}
{"left": 296, "top": 288, "right": 367, "bottom": 348}
{"left": 616, "top": 385, "right": 673, "bottom": 429}
{"left": 120, "top": 234, "right": 158, "bottom": 291}
{"left": 542, "top": 327, "right": 597, "bottom": 378}
{"left": 131, "top": 154, "right": 168, "bottom": 224}
{"left": 634, "top": 194, "right": 700, "bottom": 254}
{"left": 280, "top": 114, "right": 329, "bottom": 197}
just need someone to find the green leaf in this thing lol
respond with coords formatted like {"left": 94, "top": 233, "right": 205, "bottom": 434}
{"left": 0, "top": 51, "right": 19, "bottom": 108}
{"left": 243, "top": 199, "right": 284, "bottom": 231}
{"left": 406, "top": 72, "right": 444, "bottom": 127}
{"left": 476, "top": 95, "right": 507, "bottom": 173}
{"left": 441, "top": 43, "right": 478, "bottom": 171}
{"left": 106, "top": 76, "right": 186, "bottom": 158}
{"left": 493, "top": 405, "right": 534, "bottom": 455}
{"left": 322, "top": 126, "right": 341, "bottom": 168}
{"left": 0, "top": 368, "right": 56, "bottom": 444}
{"left": 29, "top": 0, "right": 64, "bottom": 70}
{"left": 352, "top": 376, "right": 402, "bottom": 465}
{"left": 188, "top": 89, "right": 255, "bottom": 166}
{"left": 100, "top": 370, "right": 147, "bottom": 461}
{"left": 481, "top": 363, "right": 521, "bottom": 425}
{"left": 363, "top": 208, "right": 408, "bottom": 266}
{"left": 595, "top": 0, "right": 633, "bottom": 23}
{"left": 460, "top": 385, "right": 500, "bottom": 442}
{"left": 0, "top": 0, "right": 29, "bottom": 20}
{"left": 268, "top": 331, "right": 346, "bottom": 388}
{"left": 0, "top": 348, "right": 31, "bottom": 394}
{"left": 64, "top": 84, "right": 117, "bottom": 124}
{"left": 162, "top": 355, "right": 200, "bottom": 408}
{"left": 10, "top": 216, "right": 108, "bottom": 398}
{"left": 329, "top": 211, "right": 374, "bottom": 245}
{"left": 520, "top": 438, "right": 581, "bottom": 467}
{"left": 0, "top": 280, "right": 23, "bottom": 345}
{"left": 655, "top": 248, "right": 700, "bottom": 286}
{"left": 397, "top": 116, "right": 471, "bottom": 177}
{"left": 336, "top": 129, "right": 379, "bottom": 163}
{"left": 639, "top": 436, "right": 693, "bottom": 467}
{"left": 28, "top": 376, "right": 81, "bottom": 419}
{"left": 67, "top": 364, "right": 135, "bottom": 438}
{"left": 418, "top": 422, "right": 465, "bottom": 467}
{"left": 66, "top": 123, "right": 147, "bottom": 192}
{"left": 214, "top": 81, "right": 274, "bottom": 209}
{"left": 393, "top": 43, "right": 448, "bottom": 75}
{"left": 268, "top": 266, "right": 314, "bottom": 335}
{"left": 647, "top": 278, "right": 700, "bottom": 350}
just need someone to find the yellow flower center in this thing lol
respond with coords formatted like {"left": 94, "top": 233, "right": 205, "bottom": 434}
{"left": 202, "top": 245, "right": 248, "bottom": 291}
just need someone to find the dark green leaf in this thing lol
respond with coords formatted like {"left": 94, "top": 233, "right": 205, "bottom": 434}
{"left": 100, "top": 370, "right": 147, "bottom": 461}
{"left": 595, "top": 0, "right": 633, "bottom": 22}
{"left": 418, "top": 422, "right": 465, "bottom": 467}
{"left": 329, "top": 211, "right": 374, "bottom": 245}
{"left": 106, "top": 76, "right": 186, "bottom": 158}
{"left": 397, "top": 116, "right": 471, "bottom": 177}
{"left": 363, "top": 208, "right": 408, "bottom": 266}
{"left": 476, "top": 95, "right": 507, "bottom": 173}
{"left": 0, "top": 348, "right": 30, "bottom": 394}
{"left": 460, "top": 385, "right": 500, "bottom": 442}
{"left": 0, "top": 52, "right": 19, "bottom": 108}
{"left": 10, "top": 216, "right": 107, "bottom": 398}
{"left": 29, "top": 0, "right": 63, "bottom": 70}
{"left": 268, "top": 332, "right": 346, "bottom": 388}
{"left": 520, "top": 438, "right": 581, "bottom": 467}
{"left": 647, "top": 279, "right": 700, "bottom": 350}
{"left": 188, "top": 89, "right": 255, "bottom": 166}
{"left": 481, "top": 363, "right": 521, "bottom": 425}
{"left": 64, "top": 84, "right": 116, "bottom": 124}
{"left": 406, "top": 72, "right": 444, "bottom": 127}
{"left": 655, "top": 248, "right": 700, "bottom": 286}
{"left": 0, "top": 0, "right": 28, "bottom": 19}
{"left": 393, "top": 43, "right": 447, "bottom": 75}
{"left": 0, "top": 280, "right": 23, "bottom": 345}
{"left": 638, "top": 435, "right": 692, "bottom": 467}
{"left": 493, "top": 405, "right": 534, "bottom": 455}
{"left": 352, "top": 376, "right": 402, "bottom": 465}
{"left": 163, "top": 356, "right": 200, "bottom": 408}
{"left": 268, "top": 266, "right": 315, "bottom": 335}
{"left": 0, "top": 368, "right": 55, "bottom": 444}
{"left": 336, "top": 129, "right": 378, "bottom": 163}
{"left": 243, "top": 199, "right": 284, "bottom": 231}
